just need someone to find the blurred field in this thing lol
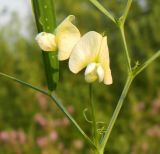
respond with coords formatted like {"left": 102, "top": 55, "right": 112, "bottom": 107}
{"left": 0, "top": 0, "right": 160, "bottom": 154}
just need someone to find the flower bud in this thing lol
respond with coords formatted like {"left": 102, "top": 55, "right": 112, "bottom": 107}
{"left": 36, "top": 32, "right": 57, "bottom": 51}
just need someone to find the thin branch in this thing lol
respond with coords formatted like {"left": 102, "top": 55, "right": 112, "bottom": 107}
{"left": 50, "top": 94, "right": 97, "bottom": 150}
{"left": 89, "top": 84, "right": 98, "bottom": 147}
{"left": 120, "top": 26, "right": 132, "bottom": 72}
{"left": 99, "top": 50, "right": 160, "bottom": 151}
{"left": 120, "top": 0, "right": 133, "bottom": 25}
{"left": 134, "top": 50, "right": 160, "bottom": 77}
{"left": 0, "top": 72, "right": 49, "bottom": 96}
{"left": 0, "top": 72, "right": 96, "bottom": 150}
{"left": 89, "top": 0, "right": 116, "bottom": 24}
{"left": 99, "top": 75, "right": 133, "bottom": 151}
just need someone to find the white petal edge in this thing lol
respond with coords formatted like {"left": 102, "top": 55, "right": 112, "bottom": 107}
{"left": 98, "top": 37, "right": 113, "bottom": 85}
{"left": 69, "top": 31, "right": 103, "bottom": 73}
{"left": 104, "top": 68, "right": 112, "bottom": 85}
{"left": 84, "top": 63, "right": 97, "bottom": 76}
{"left": 96, "top": 65, "right": 104, "bottom": 82}
{"left": 55, "top": 15, "right": 81, "bottom": 61}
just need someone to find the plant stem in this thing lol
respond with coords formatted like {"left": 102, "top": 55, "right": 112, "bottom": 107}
{"left": 117, "top": 0, "right": 133, "bottom": 72}
{"left": 121, "top": 0, "right": 133, "bottom": 26}
{"left": 100, "top": 75, "right": 133, "bottom": 151}
{"left": 0, "top": 72, "right": 96, "bottom": 150}
{"left": 134, "top": 50, "right": 160, "bottom": 77}
{"left": 32, "top": 0, "right": 59, "bottom": 91}
{"left": 119, "top": 26, "right": 132, "bottom": 72}
{"left": 0, "top": 72, "right": 49, "bottom": 96}
{"left": 89, "top": 84, "right": 98, "bottom": 148}
{"left": 98, "top": 50, "right": 160, "bottom": 151}
{"left": 89, "top": 0, "right": 116, "bottom": 24}
{"left": 50, "top": 94, "right": 96, "bottom": 150}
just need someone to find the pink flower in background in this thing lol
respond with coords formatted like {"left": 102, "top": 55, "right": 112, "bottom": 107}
{"left": 49, "top": 131, "right": 58, "bottom": 142}
{"left": 18, "top": 130, "right": 26, "bottom": 144}
{"left": 151, "top": 96, "right": 160, "bottom": 115}
{"left": 137, "top": 102, "right": 145, "bottom": 111}
{"left": 0, "top": 130, "right": 26, "bottom": 145}
{"left": 10, "top": 130, "right": 18, "bottom": 140}
{"left": 34, "top": 113, "right": 47, "bottom": 127}
{"left": 146, "top": 125, "right": 160, "bottom": 137}
{"left": 67, "top": 105, "right": 75, "bottom": 114}
{"left": 0, "top": 131, "right": 9, "bottom": 141}
{"left": 37, "top": 136, "right": 49, "bottom": 148}
{"left": 73, "top": 139, "right": 84, "bottom": 150}
{"left": 62, "top": 117, "right": 70, "bottom": 127}
{"left": 36, "top": 93, "right": 48, "bottom": 110}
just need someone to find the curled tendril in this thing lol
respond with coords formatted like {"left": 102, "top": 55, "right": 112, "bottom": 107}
{"left": 83, "top": 108, "right": 107, "bottom": 134}
{"left": 83, "top": 108, "right": 93, "bottom": 123}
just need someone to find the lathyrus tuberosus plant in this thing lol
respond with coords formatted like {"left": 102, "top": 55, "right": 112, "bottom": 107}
{"left": 0, "top": 0, "right": 160, "bottom": 154}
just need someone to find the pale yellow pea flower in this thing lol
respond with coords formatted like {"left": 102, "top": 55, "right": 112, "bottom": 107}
{"left": 69, "top": 31, "right": 112, "bottom": 85}
{"left": 36, "top": 15, "right": 80, "bottom": 61}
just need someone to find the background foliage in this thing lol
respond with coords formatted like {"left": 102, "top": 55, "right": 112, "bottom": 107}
{"left": 0, "top": 0, "right": 160, "bottom": 153}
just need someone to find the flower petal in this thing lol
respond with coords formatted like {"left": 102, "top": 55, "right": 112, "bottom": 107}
{"left": 36, "top": 32, "right": 57, "bottom": 51}
{"left": 84, "top": 63, "right": 98, "bottom": 83}
{"left": 69, "top": 31, "right": 103, "bottom": 73}
{"left": 55, "top": 15, "right": 81, "bottom": 61}
{"left": 98, "top": 37, "right": 112, "bottom": 85}
{"left": 96, "top": 65, "right": 104, "bottom": 82}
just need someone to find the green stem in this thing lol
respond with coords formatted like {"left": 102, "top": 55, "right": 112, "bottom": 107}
{"left": 119, "top": 26, "right": 132, "bottom": 72}
{"left": 121, "top": 0, "right": 133, "bottom": 25}
{"left": 32, "top": 0, "right": 59, "bottom": 91}
{"left": 134, "top": 50, "right": 160, "bottom": 77}
{"left": 0, "top": 72, "right": 49, "bottom": 96}
{"left": 98, "top": 50, "right": 160, "bottom": 151}
{"left": 50, "top": 94, "right": 96, "bottom": 150}
{"left": 100, "top": 75, "right": 133, "bottom": 151}
{"left": 88, "top": 0, "right": 116, "bottom": 24}
{"left": 0, "top": 72, "right": 96, "bottom": 150}
{"left": 89, "top": 84, "right": 98, "bottom": 148}
{"left": 117, "top": 0, "right": 133, "bottom": 72}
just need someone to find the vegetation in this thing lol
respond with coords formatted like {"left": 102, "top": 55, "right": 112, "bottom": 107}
{"left": 0, "top": 0, "right": 160, "bottom": 153}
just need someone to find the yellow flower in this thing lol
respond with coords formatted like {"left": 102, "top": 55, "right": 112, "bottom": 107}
{"left": 69, "top": 31, "right": 112, "bottom": 85}
{"left": 36, "top": 15, "right": 80, "bottom": 61}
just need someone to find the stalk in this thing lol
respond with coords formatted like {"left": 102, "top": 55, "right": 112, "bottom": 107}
{"left": 31, "top": 0, "right": 59, "bottom": 91}
{"left": 100, "top": 75, "right": 133, "bottom": 151}
{"left": 0, "top": 72, "right": 96, "bottom": 150}
{"left": 89, "top": 84, "right": 98, "bottom": 151}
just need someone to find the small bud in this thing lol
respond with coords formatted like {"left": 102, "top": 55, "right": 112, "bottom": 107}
{"left": 36, "top": 32, "right": 57, "bottom": 51}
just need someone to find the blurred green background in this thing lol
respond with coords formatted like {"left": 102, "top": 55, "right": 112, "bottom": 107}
{"left": 0, "top": 0, "right": 160, "bottom": 154}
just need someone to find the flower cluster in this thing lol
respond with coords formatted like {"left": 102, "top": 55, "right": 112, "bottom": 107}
{"left": 36, "top": 15, "right": 112, "bottom": 85}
